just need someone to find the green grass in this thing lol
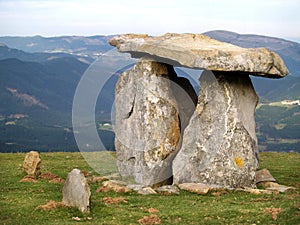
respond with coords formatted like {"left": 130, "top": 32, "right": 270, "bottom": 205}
{"left": 1, "top": 152, "right": 300, "bottom": 225}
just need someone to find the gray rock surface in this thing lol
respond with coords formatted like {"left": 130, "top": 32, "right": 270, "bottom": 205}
{"left": 110, "top": 33, "right": 288, "bottom": 78}
{"left": 256, "top": 168, "right": 276, "bottom": 183}
{"left": 115, "top": 58, "right": 196, "bottom": 186}
{"left": 173, "top": 71, "right": 259, "bottom": 188}
{"left": 23, "top": 151, "right": 41, "bottom": 176}
{"left": 155, "top": 185, "right": 180, "bottom": 194}
{"left": 62, "top": 169, "right": 91, "bottom": 213}
{"left": 178, "top": 183, "right": 211, "bottom": 194}
{"left": 137, "top": 187, "right": 157, "bottom": 195}
{"left": 262, "top": 182, "right": 295, "bottom": 193}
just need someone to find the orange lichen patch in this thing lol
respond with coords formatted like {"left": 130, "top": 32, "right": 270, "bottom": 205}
{"left": 138, "top": 214, "right": 162, "bottom": 225}
{"left": 234, "top": 157, "right": 244, "bottom": 168}
{"left": 102, "top": 197, "right": 128, "bottom": 204}
{"left": 36, "top": 200, "right": 66, "bottom": 210}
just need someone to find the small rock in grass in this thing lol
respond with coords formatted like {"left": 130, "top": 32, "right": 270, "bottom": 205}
{"left": 256, "top": 169, "right": 276, "bottom": 183}
{"left": 62, "top": 169, "right": 91, "bottom": 213}
{"left": 23, "top": 151, "right": 41, "bottom": 176}
{"left": 127, "top": 184, "right": 144, "bottom": 191}
{"left": 178, "top": 183, "right": 211, "bottom": 194}
{"left": 241, "top": 188, "right": 276, "bottom": 195}
{"left": 262, "top": 181, "right": 295, "bottom": 193}
{"left": 96, "top": 180, "right": 131, "bottom": 193}
{"left": 138, "top": 187, "right": 157, "bottom": 195}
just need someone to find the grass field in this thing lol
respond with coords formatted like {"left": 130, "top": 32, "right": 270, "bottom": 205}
{"left": 1, "top": 152, "right": 300, "bottom": 224}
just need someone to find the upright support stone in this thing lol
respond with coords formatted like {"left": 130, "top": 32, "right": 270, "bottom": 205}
{"left": 115, "top": 59, "right": 190, "bottom": 186}
{"left": 173, "top": 71, "right": 259, "bottom": 188}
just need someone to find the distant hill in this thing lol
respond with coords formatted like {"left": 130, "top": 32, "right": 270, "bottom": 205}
{"left": 0, "top": 57, "right": 87, "bottom": 113}
{"left": 0, "top": 35, "right": 114, "bottom": 60}
{"left": 0, "top": 43, "right": 94, "bottom": 64}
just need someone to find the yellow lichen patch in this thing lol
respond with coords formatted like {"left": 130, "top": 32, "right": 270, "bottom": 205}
{"left": 234, "top": 157, "right": 244, "bottom": 168}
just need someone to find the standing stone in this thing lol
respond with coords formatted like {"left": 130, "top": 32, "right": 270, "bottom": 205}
{"left": 23, "top": 151, "right": 41, "bottom": 176}
{"left": 62, "top": 169, "right": 91, "bottom": 213}
{"left": 173, "top": 71, "right": 259, "bottom": 188}
{"left": 115, "top": 58, "right": 185, "bottom": 186}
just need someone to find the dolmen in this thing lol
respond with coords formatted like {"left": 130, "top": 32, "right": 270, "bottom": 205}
{"left": 109, "top": 33, "right": 288, "bottom": 188}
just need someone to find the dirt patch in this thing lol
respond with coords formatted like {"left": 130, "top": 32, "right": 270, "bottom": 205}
{"left": 39, "top": 172, "right": 64, "bottom": 183}
{"left": 39, "top": 172, "right": 59, "bottom": 180}
{"left": 250, "top": 197, "right": 271, "bottom": 202}
{"left": 147, "top": 208, "right": 160, "bottom": 213}
{"left": 19, "top": 175, "right": 37, "bottom": 182}
{"left": 211, "top": 189, "right": 229, "bottom": 196}
{"left": 96, "top": 186, "right": 110, "bottom": 193}
{"left": 36, "top": 200, "right": 66, "bottom": 210}
{"left": 87, "top": 176, "right": 107, "bottom": 184}
{"left": 96, "top": 184, "right": 129, "bottom": 193}
{"left": 49, "top": 177, "right": 65, "bottom": 183}
{"left": 264, "top": 207, "right": 282, "bottom": 220}
{"left": 138, "top": 214, "right": 161, "bottom": 225}
{"left": 102, "top": 197, "right": 128, "bottom": 204}
{"left": 82, "top": 170, "right": 92, "bottom": 177}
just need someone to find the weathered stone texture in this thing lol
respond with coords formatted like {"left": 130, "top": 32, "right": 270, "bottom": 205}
{"left": 62, "top": 169, "right": 91, "bottom": 213}
{"left": 23, "top": 151, "right": 41, "bottom": 176}
{"left": 115, "top": 59, "right": 182, "bottom": 186}
{"left": 110, "top": 33, "right": 288, "bottom": 78}
{"left": 173, "top": 71, "right": 259, "bottom": 188}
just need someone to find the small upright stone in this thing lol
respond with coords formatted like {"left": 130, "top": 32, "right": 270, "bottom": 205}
{"left": 62, "top": 169, "right": 91, "bottom": 213}
{"left": 256, "top": 169, "right": 276, "bottom": 183}
{"left": 23, "top": 151, "right": 41, "bottom": 176}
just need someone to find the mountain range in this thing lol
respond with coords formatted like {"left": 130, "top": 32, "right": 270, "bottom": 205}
{"left": 0, "top": 30, "right": 299, "bottom": 152}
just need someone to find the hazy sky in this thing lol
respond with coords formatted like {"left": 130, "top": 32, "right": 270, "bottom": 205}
{"left": 0, "top": 0, "right": 299, "bottom": 41}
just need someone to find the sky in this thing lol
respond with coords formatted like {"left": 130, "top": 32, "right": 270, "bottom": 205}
{"left": 0, "top": 0, "right": 300, "bottom": 42}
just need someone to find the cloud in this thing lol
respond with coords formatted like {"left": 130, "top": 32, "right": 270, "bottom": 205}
{"left": 0, "top": 0, "right": 299, "bottom": 38}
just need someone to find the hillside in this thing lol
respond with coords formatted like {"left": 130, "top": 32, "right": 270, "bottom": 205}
{"left": 0, "top": 31, "right": 299, "bottom": 152}
{"left": 0, "top": 57, "right": 114, "bottom": 152}
{"left": 0, "top": 43, "right": 93, "bottom": 64}
{"left": 0, "top": 35, "right": 114, "bottom": 60}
